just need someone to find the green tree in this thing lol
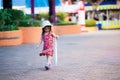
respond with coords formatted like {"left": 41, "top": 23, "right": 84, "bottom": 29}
{"left": 48, "top": 0, "right": 52, "bottom": 22}
{"left": 48, "top": 0, "right": 56, "bottom": 25}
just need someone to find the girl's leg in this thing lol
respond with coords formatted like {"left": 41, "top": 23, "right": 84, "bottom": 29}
{"left": 45, "top": 56, "right": 52, "bottom": 70}
{"left": 46, "top": 56, "right": 52, "bottom": 64}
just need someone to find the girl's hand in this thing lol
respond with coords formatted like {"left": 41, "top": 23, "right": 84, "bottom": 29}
{"left": 36, "top": 45, "right": 40, "bottom": 50}
{"left": 36, "top": 39, "right": 42, "bottom": 50}
{"left": 52, "top": 33, "right": 59, "bottom": 39}
{"left": 56, "top": 35, "right": 59, "bottom": 39}
{"left": 36, "top": 46, "right": 39, "bottom": 50}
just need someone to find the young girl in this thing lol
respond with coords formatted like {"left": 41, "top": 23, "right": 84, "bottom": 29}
{"left": 36, "top": 20, "right": 58, "bottom": 70}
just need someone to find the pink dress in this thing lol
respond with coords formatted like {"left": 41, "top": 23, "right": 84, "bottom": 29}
{"left": 39, "top": 32, "right": 54, "bottom": 56}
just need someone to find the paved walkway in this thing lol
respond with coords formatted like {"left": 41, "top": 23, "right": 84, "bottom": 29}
{"left": 0, "top": 30, "right": 120, "bottom": 80}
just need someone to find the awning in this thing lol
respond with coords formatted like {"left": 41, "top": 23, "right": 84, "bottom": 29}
{"left": 85, "top": 5, "right": 120, "bottom": 11}
{"left": 26, "top": 0, "right": 61, "bottom": 8}
{"left": 0, "top": 0, "right": 62, "bottom": 7}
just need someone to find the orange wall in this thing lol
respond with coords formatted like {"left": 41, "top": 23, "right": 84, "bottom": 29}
{"left": 0, "top": 30, "right": 22, "bottom": 46}
{"left": 53, "top": 25, "right": 81, "bottom": 35}
{"left": 0, "top": 25, "right": 98, "bottom": 46}
{"left": 19, "top": 25, "right": 81, "bottom": 44}
{"left": 19, "top": 27, "right": 42, "bottom": 44}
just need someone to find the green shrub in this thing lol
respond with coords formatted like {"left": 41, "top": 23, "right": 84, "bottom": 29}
{"left": 18, "top": 19, "right": 41, "bottom": 27}
{"left": 23, "top": 14, "right": 31, "bottom": 20}
{"left": 0, "top": 24, "right": 18, "bottom": 31}
{"left": 85, "top": 19, "right": 96, "bottom": 27}
{"left": 56, "top": 12, "right": 68, "bottom": 23}
{"left": 56, "top": 21, "right": 76, "bottom": 26}
{"left": 0, "top": 9, "right": 11, "bottom": 26}
{"left": 7, "top": 9, "right": 24, "bottom": 20}
{"left": 0, "top": 9, "right": 24, "bottom": 31}
{"left": 36, "top": 13, "right": 49, "bottom": 20}
{"left": 36, "top": 12, "right": 68, "bottom": 23}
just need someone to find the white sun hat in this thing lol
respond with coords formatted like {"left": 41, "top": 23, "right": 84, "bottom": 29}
{"left": 42, "top": 20, "right": 52, "bottom": 28}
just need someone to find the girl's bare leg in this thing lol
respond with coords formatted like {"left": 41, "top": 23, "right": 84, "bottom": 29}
{"left": 45, "top": 56, "right": 52, "bottom": 70}
{"left": 46, "top": 56, "right": 52, "bottom": 64}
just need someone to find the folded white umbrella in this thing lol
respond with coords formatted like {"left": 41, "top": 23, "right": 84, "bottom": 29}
{"left": 54, "top": 39, "right": 58, "bottom": 66}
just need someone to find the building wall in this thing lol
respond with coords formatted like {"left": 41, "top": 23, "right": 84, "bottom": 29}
{"left": 61, "top": 0, "right": 72, "bottom": 5}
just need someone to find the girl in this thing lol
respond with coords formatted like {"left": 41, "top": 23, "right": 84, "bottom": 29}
{"left": 36, "top": 20, "right": 58, "bottom": 70}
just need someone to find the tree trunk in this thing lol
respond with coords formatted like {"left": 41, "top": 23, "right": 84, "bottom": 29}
{"left": 3, "top": 0, "right": 12, "bottom": 9}
{"left": 31, "top": 0, "right": 35, "bottom": 19}
{"left": 48, "top": 0, "right": 56, "bottom": 25}
{"left": 52, "top": 0, "right": 56, "bottom": 25}
{"left": 48, "top": 0, "right": 53, "bottom": 22}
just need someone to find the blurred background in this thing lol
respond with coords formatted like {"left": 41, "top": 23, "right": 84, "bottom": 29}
{"left": 0, "top": 0, "right": 120, "bottom": 29}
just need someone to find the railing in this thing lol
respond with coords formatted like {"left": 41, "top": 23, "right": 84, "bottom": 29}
{"left": 97, "top": 20, "right": 120, "bottom": 29}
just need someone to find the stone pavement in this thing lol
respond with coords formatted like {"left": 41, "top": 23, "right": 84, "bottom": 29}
{"left": 0, "top": 30, "right": 120, "bottom": 80}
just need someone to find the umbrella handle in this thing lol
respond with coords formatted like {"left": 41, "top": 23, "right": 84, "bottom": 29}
{"left": 54, "top": 39, "right": 57, "bottom": 66}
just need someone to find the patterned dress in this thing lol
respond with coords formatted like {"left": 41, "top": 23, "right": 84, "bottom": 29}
{"left": 39, "top": 32, "right": 54, "bottom": 56}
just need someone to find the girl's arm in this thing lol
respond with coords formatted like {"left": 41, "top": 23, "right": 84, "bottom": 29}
{"left": 52, "top": 32, "right": 59, "bottom": 39}
{"left": 36, "top": 35, "right": 43, "bottom": 49}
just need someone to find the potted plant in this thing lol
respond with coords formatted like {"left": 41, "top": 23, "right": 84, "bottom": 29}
{"left": 0, "top": 9, "right": 23, "bottom": 46}
{"left": 18, "top": 12, "right": 82, "bottom": 44}
{"left": 85, "top": 19, "right": 98, "bottom": 31}
{"left": 18, "top": 14, "right": 42, "bottom": 44}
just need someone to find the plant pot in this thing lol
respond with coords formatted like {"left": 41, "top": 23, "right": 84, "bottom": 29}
{"left": 0, "top": 30, "right": 22, "bottom": 46}
{"left": 19, "top": 25, "right": 82, "bottom": 44}
{"left": 19, "top": 25, "right": 81, "bottom": 44}
{"left": 54, "top": 25, "right": 81, "bottom": 35}
{"left": 19, "top": 27, "right": 41, "bottom": 44}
